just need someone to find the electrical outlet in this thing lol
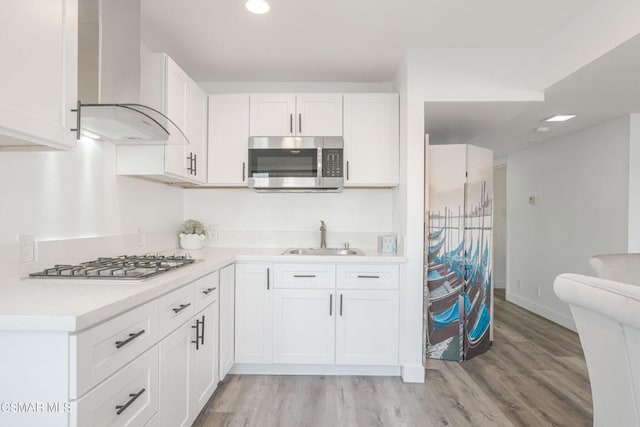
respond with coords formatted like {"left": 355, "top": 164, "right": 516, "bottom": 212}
{"left": 536, "top": 284, "right": 542, "bottom": 297}
{"left": 17, "top": 234, "right": 35, "bottom": 263}
{"left": 517, "top": 279, "right": 521, "bottom": 289}
{"left": 137, "top": 227, "right": 146, "bottom": 247}
{"left": 209, "top": 224, "right": 219, "bottom": 241}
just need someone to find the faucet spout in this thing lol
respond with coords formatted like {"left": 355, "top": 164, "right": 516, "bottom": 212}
{"left": 320, "top": 220, "right": 327, "bottom": 248}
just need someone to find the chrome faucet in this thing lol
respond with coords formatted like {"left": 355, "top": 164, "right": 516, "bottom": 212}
{"left": 320, "top": 220, "right": 327, "bottom": 248}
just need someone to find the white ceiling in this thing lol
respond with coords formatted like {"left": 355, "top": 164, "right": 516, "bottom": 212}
{"left": 140, "top": 0, "right": 638, "bottom": 158}
{"left": 140, "top": 0, "right": 596, "bottom": 82}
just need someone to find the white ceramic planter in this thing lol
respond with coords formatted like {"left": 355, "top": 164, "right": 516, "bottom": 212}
{"left": 179, "top": 233, "right": 206, "bottom": 250}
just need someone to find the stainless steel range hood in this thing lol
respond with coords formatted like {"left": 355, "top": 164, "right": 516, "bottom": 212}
{"left": 77, "top": 0, "right": 188, "bottom": 145}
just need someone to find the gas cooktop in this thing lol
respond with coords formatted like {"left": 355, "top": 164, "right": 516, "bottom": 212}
{"left": 29, "top": 254, "right": 196, "bottom": 281}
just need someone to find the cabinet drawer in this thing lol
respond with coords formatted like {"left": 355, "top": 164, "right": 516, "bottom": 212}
{"left": 336, "top": 264, "right": 399, "bottom": 290}
{"left": 274, "top": 264, "right": 336, "bottom": 289}
{"left": 192, "top": 271, "right": 219, "bottom": 313}
{"left": 72, "top": 347, "right": 159, "bottom": 427}
{"left": 158, "top": 284, "right": 195, "bottom": 337}
{"left": 71, "top": 300, "right": 158, "bottom": 398}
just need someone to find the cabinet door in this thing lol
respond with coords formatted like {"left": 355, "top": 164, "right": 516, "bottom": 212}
{"left": 158, "top": 323, "right": 191, "bottom": 427}
{"left": 0, "top": 0, "right": 77, "bottom": 149}
{"left": 190, "top": 302, "right": 219, "bottom": 423}
{"left": 249, "top": 94, "right": 296, "bottom": 136}
{"left": 235, "top": 264, "right": 273, "bottom": 364}
{"left": 296, "top": 94, "right": 342, "bottom": 136}
{"left": 187, "top": 82, "right": 208, "bottom": 183}
{"left": 335, "top": 290, "right": 399, "bottom": 365}
{"left": 219, "top": 265, "right": 235, "bottom": 379}
{"left": 208, "top": 94, "right": 250, "bottom": 185}
{"left": 273, "top": 289, "right": 336, "bottom": 364}
{"left": 164, "top": 57, "right": 190, "bottom": 178}
{"left": 343, "top": 93, "right": 399, "bottom": 186}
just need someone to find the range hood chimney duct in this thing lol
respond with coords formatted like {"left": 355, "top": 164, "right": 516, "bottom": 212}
{"left": 77, "top": 0, "right": 188, "bottom": 145}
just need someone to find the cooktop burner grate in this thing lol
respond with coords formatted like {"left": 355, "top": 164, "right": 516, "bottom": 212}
{"left": 29, "top": 254, "right": 196, "bottom": 280}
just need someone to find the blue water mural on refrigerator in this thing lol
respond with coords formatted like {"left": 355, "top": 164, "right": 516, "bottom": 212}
{"left": 424, "top": 144, "right": 493, "bottom": 362}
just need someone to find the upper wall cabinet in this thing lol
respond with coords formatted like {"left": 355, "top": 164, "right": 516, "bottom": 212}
{"left": 249, "top": 94, "right": 342, "bottom": 137}
{"left": 208, "top": 94, "right": 250, "bottom": 186}
{"left": 343, "top": 93, "right": 399, "bottom": 187}
{"left": 116, "top": 54, "right": 207, "bottom": 184}
{"left": 0, "top": 0, "right": 78, "bottom": 150}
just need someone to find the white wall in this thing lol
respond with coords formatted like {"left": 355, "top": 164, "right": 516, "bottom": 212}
{"left": 628, "top": 114, "right": 640, "bottom": 252}
{"left": 493, "top": 165, "right": 507, "bottom": 288}
{"left": 183, "top": 188, "right": 393, "bottom": 248}
{"left": 507, "top": 117, "right": 630, "bottom": 329}
{"left": 0, "top": 140, "right": 184, "bottom": 279}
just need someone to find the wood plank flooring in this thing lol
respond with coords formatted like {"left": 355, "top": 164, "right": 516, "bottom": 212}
{"left": 193, "top": 289, "right": 592, "bottom": 426}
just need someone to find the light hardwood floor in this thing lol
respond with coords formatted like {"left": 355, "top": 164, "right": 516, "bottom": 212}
{"left": 193, "top": 289, "right": 592, "bottom": 426}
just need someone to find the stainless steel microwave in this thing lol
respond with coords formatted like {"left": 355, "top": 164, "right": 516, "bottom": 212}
{"left": 247, "top": 136, "right": 344, "bottom": 191}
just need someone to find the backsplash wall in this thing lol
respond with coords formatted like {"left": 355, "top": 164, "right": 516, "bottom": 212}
{"left": 183, "top": 188, "right": 394, "bottom": 249}
{"left": 0, "top": 140, "right": 184, "bottom": 279}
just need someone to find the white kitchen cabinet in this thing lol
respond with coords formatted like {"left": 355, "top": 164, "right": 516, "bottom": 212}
{"left": 249, "top": 93, "right": 342, "bottom": 137}
{"left": 208, "top": 94, "right": 250, "bottom": 186}
{"left": 219, "top": 265, "right": 235, "bottom": 379}
{"left": 159, "top": 295, "right": 218, "bottom": 427}
{"left": 235, "top": 264, "right": 273, "bottom": 364}
{"left": 158, "top": 321, "right": 191, "bottom": 427}
{"left": 273, "top": 289, "right": 336, "bottom": 364}
{"left": 190, "top": 302, "right": 219, "bottom": 422}
{"left": 343, "top": 93, "right": 399, "bottom": 186}
{"left": 335, "top": 290, "right": 399, "bottom": 365}
{"left": 0, "top": 0, "right": 77, "bottom": 150}
{"left": 116, "top": 53, "right": 207, "bottom": 184}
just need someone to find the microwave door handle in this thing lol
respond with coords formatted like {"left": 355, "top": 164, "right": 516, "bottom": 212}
{"left": 318, "top": 147, "right": 323, "bottom": 185}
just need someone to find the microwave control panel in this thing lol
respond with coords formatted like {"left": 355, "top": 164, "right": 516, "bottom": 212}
{"left": 323, "top": 149, "right": 343, "bottom": 178}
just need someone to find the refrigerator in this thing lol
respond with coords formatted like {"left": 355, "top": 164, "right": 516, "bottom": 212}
{"left": 424, "top": 144, "right": 493, "bottom": 362}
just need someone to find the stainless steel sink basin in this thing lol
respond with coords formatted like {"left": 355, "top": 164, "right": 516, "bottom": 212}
{"left": 282, "top": 247, "right": 365, "bottom": 256}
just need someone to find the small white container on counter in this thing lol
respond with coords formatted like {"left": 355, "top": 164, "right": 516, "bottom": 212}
{"left": 377, "top": 234, "right": 397, "bottom": 255}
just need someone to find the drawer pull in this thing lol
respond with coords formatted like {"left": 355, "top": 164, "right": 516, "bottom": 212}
{"left": 172, "top": 303, "right": 191, "bottom": 314}
{"left": 357, "top": 275, "right": 380, "bottom": 279}
{"left": 340, "top": 294, "right": 343, "bottom": 316}
{"left": 329, "top": 294, "right": 333, "bottom": 316}
{"left": 293, "top": 274, "right": 316, "bottom": 278}
{"left": 202, "top": 287, "right": 217, "bottom": 295}
{"left": 115, "top": 388, "right": 146, "bottom": 415}
{"left": 115, "top": 330, "right": 145, "bottom": 349}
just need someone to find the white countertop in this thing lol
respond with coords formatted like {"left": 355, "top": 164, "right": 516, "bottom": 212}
{"left": 0, "top": 247, "right": 406, "bottom": 333}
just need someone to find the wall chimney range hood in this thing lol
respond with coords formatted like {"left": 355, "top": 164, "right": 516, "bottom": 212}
{"left": 76, "top": 0, "right": 189, "bottom": 145}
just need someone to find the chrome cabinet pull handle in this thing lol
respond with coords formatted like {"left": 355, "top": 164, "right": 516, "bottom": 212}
{"left": 340, "top": 294, "right": 343, "bottom": 316}
{"left": 289, "top": 113, "right": 293, "bottom": 134}
{"left": 298, "top": 113, "right": 302, "bottom": 133}
{"left": 193, "top": 153, "right": 197, "bottom": 175}
{"left": 172, "top": 302, "right": 191, "bottom": 314}
{"left": 346, "top": 161, "right": 350, "bottom": 181}
{"left": 70, "top": 100, "right": 81, "bottom": 140}
{"left": 115, "top": 330, "right": 145, "bottom": 349}
{"left": 293, "top": 274, "right": 316, "bottom": 278}
{"left": 191, "top": 317, "right": 204, "bottom": 350}
{"left": 242, "top": 162, "right": 246, "bottom": 182}
{"left": 202, "top": 287, "right": 217, "bottom": 295}
{"left": 267, "top": 268, "right": 270, "bottom": 290}
{"left": 115, "top": 388, "right": 145, "bottom": 415}
{"left": 357, "top": 275, "right": 380, "bottom": 279}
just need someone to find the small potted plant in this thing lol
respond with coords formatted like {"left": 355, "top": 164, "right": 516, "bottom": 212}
{"left": 179, "top": 219, "right": 208, "bottom": 250}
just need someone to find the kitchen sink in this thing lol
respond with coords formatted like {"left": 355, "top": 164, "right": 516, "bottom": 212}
{"left": 282, "top": 247, "right": 365, "bottom": 256}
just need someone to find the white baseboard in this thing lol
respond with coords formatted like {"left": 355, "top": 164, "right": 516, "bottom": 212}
{"left": 230, "top": 364, "right": 402, "bottom": 377}
{"left": 494, "top": 280, "right": 506, "bottom": 289}
{"left": 401, "top": 364, "right": 425, "bottom": 383}
{"left": 506, "top": 292, "right": 576, "bottom": 331}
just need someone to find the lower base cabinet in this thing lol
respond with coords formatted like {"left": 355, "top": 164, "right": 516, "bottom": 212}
{"left": 335, "top": 290, "right": 399, "bottom": 365}
{"left": 158, "top": 303, "right": 219, "bottom": 427}
{"left": 219, "top": 265, "right": 235, "bottom": 379}
{"left": 273, "top": 289, "right": 335, "bottom": 364}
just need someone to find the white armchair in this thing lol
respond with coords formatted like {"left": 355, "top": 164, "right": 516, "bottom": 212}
{"left": 589, "top": 253, "right": 640, "bottom": 285}
{"left": 554, "top": 273, "right": 640, "bottom": 426}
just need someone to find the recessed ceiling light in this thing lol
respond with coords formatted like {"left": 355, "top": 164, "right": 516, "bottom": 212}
{"left": 543, "top": 114, "right": 576, "bottom": 122}
{"left": 246, "top": 0, "right": 269, "bottom": 14}
{"left": 535, "top": 126, "right": 550, "bottom": 133}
